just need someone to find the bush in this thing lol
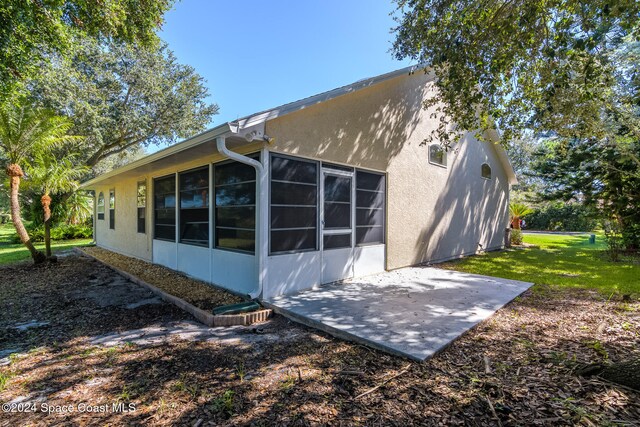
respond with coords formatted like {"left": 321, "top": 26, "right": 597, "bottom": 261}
{"left": 11, "top": 224, "right": 93, "bottom": 244}
{"left": 510, "top": 229, "right": 523, "bottom": 245}
{"left": 524, "top": 203, "right": 596, "bottom": 232}
{"left": 621, "top": 223, "right": 640, "bottom": 252}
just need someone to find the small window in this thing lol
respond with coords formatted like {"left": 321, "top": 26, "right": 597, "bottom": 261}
{"left": 154, "top": 175, "right": 176, "bottom": 241}
{"left": 109, "top": 189, "right": 115, "bottom": 229}
{"left": 429, "top": 144, "right": 447, "bottom": 167}
{"left": 356, "top": 171, "right": 385, "bottom": 245}
{"left": 179, "top": 166, "right": 209, "bottom": 247}
{"left": 481, "top": 163, "right": 492, "bottom": 179}
{"left": 137, "top": 181, "right": 146, "bottom": 234}
{"left": 270, "top": 154, "right": 318, "bottom": 254}
{"left": 97, "top": 192, "right": 105, "bottom": 220}
{"left": 214, "top": 155, "right": 259, "bottom": 252}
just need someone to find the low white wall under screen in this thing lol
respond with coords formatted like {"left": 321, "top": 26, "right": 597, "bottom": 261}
{"left": 211, "top": 249, "right": 257, "bottom": 296}
{"left": 264, "top": 251, "right": 322, "bottom": 299}
{"left": 353, "top": 244, "right": 386, "bottom": 277}
{"left": 321, "top": 247, "right": 353, "bottom": 284}
{"left": 177, "top": 244, "right": 211, "bottom": 282}
{"left": 153, "top": 239, "right": 177, "bottom": 270}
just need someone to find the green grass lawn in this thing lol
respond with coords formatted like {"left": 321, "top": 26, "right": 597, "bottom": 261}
{"left": 440, "top": 233, "right": 639, "bottom": 295}
{"left": 0, "top": 222, "right": 92, "bottom": 265}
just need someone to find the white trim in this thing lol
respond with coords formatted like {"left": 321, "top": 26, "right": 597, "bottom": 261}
{"left": 237, "top": 65, "right": 422, "bottom": 129}
{"left": 81, "top": 123, "right": 233, "bottom": 188}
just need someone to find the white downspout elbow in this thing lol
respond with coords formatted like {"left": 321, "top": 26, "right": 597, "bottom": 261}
{"left": 216, "top": 136, "right": 266, "bottom": 300}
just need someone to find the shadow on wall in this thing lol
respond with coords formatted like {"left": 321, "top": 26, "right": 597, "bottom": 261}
{"left": 412, "top": 137, "right": 510, "bottom": 265}
{"left": 270, "top": 71, "right": 429, "bottom": 172}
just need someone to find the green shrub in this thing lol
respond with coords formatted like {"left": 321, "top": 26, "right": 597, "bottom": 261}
{"left": 524, "top": 203, "right": 596, "bottom": 232}
{"left": 11, "top": 224, "right": 92, "bottom": 243}
{"left": 510, "top": 229, "right": 523, "bottom": 245}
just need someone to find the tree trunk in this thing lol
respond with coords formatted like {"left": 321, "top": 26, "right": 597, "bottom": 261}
{"left": 578, "top": 356, "right": 640, "bottom": 391}
{"left": 41, "top": 193, "right": 52, "bottom": 258}
{"left": 599, "top": 357, "right": 640, "bottom": 390}
{"left": 511, "top": 216, "right": 521, "bottom": 229}
{"left": 6, "top": 164, "right": 46, "bottom": 264}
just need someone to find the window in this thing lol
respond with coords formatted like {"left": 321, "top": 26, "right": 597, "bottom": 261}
{"left": 109, "top": 189, "right": 115, "bottom": 229}
{"left": 481, "top": 163, "right": 492, "bottom": 179}
{"left": 355, "top": 170, "right": 385, "bottom": 245}
{"left": 137, "top": 181, "right": 146, "bottom": 234}
{"left": 97, "top": 192, "right": 105, "bottom": 220}
{"left": 154, "top": 175, "right": 176, "bottom": 241}
{"left": 214, "top": 156, "right": 258, "bottom": 252}
{"left": 179, "top": 166, "right": 209, "bottom": 246}
{"left": 429, "top": 144, "right": 447, "bottom": 167}
{"left": 270, "top": 155, "right": 318, "bottom": 254}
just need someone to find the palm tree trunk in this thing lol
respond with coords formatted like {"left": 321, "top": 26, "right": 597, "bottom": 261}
{"left": 6, "top": 164, "right": 46, "bottom": 263}
{"left": 41, "top": 194, "right": 52, "bottom": 258}
{"left": 511, "top": 216, "right": 521, "bottom": 230}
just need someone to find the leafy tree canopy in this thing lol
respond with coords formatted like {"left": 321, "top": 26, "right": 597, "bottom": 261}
{"left": 0, "top": 0, "right": 173, "bottom": 97}
{"left": 392, "top": 0, "right": 640, "bottom": 145}
{"left": 534, "top": 137, "right": 640, "bottom": 248}
{"left": 29, "top": 36, "right": 219, "bottom": 170}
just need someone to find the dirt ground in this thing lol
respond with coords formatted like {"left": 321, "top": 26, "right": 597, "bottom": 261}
{"left": 0, "top": 254, "right": 639, "bottom": 426}
{"left": 82, "top": 246, "right": 243, "bottom": 311}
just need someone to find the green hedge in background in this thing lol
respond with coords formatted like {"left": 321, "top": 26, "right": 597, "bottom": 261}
{"left": 524, "top": 203, "right": 597, "bottom": 232}
{"left": 11, "top": 224, "right": 92, "bottom": 244}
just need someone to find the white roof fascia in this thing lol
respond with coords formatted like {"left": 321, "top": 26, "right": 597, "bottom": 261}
{"left": 80, "top": 122, "right": 233, "bottom": 188}
{"left": 486, "top": 128, "right": 518, "bottom": 185}
{"left": 236, "top": 65, "right": 422, "bottom": 129}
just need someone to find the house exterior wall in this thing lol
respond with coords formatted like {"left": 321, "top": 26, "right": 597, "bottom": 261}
{"left": 89, "top": 70, "right": 511, "bottom": 298}
{"left": 94, "top": 175, "right": 152, "bottom": 261}
{"left": 92, "top": 144, "right": 263, "bottom": 296}
{"left": 265, "top": 71, "right": 510, "bottom": 270}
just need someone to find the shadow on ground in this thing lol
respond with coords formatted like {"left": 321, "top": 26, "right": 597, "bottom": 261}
{"left": 0, "top": 254, "right": 638, "bottom": 426}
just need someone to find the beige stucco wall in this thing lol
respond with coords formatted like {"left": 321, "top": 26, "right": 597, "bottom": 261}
{"left": 266, "top": 71, "right": 510, "bottom": 269}
{"left": 91, "top": 71, "right": 510, "bottom": 272}
{"left": 94, "top": 175, "right": 151, "bottom": 260}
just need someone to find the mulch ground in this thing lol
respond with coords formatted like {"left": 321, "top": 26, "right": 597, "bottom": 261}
{"left": 83, "top": 246, "right": 243, "bottom": 311}
{"left": 0, "top": 254, "right": 639, "bottom": 426}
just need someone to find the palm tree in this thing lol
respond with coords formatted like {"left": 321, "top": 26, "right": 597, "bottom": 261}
{"left": 26, "top": 152, "right": 88, "bottom": 257}
{"left": 0, "top": 97, "right": 78, "bottom": 263}
{"left": 61, "top": 190, "right": 93, "bottom": 225}
{"left": 509, "top": 202, "right": 534, "bottom": 230}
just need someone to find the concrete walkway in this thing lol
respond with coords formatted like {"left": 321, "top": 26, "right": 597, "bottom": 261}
{"left": 265, "top": 267, "right": 533, "bottom": 361}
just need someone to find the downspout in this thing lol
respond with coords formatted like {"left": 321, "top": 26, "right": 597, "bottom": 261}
{"left": 90, "top": 190, "right": 97, "bottom": 245}
{"left": 216, "top": 135, "right": 267, "bottom": 300}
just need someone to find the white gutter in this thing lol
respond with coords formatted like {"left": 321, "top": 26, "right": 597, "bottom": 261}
{"left": 216, "top": 134, "right": 268, "bottom": 300}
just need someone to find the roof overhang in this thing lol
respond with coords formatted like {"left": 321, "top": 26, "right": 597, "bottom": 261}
{"left": 235, "top": 65, "right": 423, "bottom": 129}
{"left": 80, "top": 121, "right": 267, "bottom": 188}
{"left": 485, "top": 128, "right": 518, "bottom": 185}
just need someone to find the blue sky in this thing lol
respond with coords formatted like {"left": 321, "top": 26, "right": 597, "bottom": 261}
{"left": 159, "top": 0, "right": 413, "bottom": 127}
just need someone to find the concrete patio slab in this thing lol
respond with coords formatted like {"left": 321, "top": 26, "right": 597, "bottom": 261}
{"left": 264, "top": 267, "right": 533, "bottom": 361}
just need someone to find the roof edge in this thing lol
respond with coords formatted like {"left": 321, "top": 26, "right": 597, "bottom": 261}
{"left": 236, "top": 64, "right": 422, "bottom": 128}
{"left": 81, "top": 65, "right": 424, "bottom": 189}
{"left": 80, "top": 122, "right": 232, "bottom": 188}
{"left": 485, "top": 128, "right": 517, "bottom": 185}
